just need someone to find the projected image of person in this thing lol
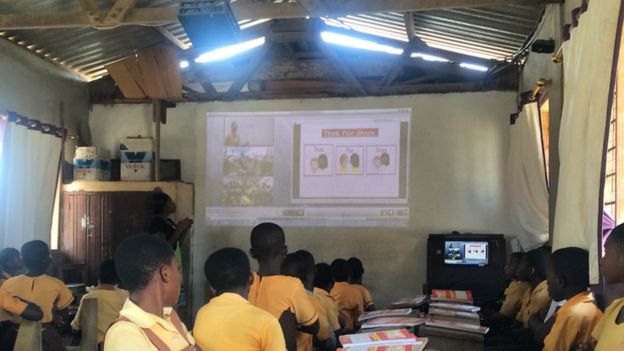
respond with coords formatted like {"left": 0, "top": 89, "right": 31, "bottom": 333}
{"left": 222, "top": 177, "right": 273, "bottom": 206}
{"left": 318, "top": 154, "right": 328, "bottom": 170}
{"left": 381, "top": 152, "right": 390, "bottom": 167}
{"left": 225, "top": 121, "right": 241, "bottom": 146}
{"left": 309, "top": 158, "right": 319, "bottom": 173}
{"left": 223, "top": 147, "right": 273, "bottom": 177}
{"left": 339, "top": 154, "right": 349, "bottom": 174}
{"left": 373, "top": 156, "right": 382, "bottom": 169}
{"left": 350, "top": 153, "right": 360, "bottom": 174}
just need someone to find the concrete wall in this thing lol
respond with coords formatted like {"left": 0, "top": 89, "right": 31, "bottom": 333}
{"left": 89, "top": 91, "right": 517, "bottom": 311}
{"left": 0, "top": 39, "right": 89, "bottom": 151}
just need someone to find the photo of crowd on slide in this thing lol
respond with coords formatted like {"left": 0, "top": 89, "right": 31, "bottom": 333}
{"left": 221, "top": 177, "right": 273, "bottom": 206}
{"left": 223, "top": 147, "right": 273, "bottom": 177}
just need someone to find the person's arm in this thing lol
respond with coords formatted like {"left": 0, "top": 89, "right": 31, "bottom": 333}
{"left": 264, "top": 317, "right": 288, "bottom": 351}
{"left": 21, "top": 302, "right": 44, "bottom": 322}
{"left": 542, "top": 314, "right": 579, "bottom": 351}
{"left": 292, "top": 282, "right": 320, "bottom": 335}
{"left": 0, "top": 292, "right": 43, "bottom": 321}
{"left": 171, "top": 218, "right": 193, "bottom": 244}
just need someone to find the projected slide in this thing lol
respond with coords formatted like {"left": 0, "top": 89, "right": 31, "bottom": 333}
{"left": 205, "top": 109, "right": 410, "bottom": 227}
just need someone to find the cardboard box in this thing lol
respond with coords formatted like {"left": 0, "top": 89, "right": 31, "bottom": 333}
{"left": 120, "top": 161, "right": 153, "bottom": 181}
{"left": 73, "top": 159, "right": 111, "bottom": 180}
{"left": 120, "top": 137, "right": 154, "bottom": 152}
{"left": 74, "top": 146, "right": 110, "bottom": 160}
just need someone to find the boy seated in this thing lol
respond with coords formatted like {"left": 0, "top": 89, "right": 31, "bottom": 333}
{"left": 515, "top": 247, "right": 552, "bottom": 328}
{"left": 248, "top": 223, "right": 319, "bottom": 351}
{"left": 578, "top": 223, "right": 624, "bottom": 351}
{"left": 104, "top": 234, "right": 195, "bottom": 351}
{"left": 0, "top": 248, "right": 23, "bottom": 286}
{"left": 542, "top": 247, "right": 601, "bottom": 351}
{"left": 347, "top": 257, "right": 375, "bottom": 312}
{"left": 194, "top": 247, "right": 285, "bottom": 351}
{"left": 71, "top": 259, "right": 128, "bottom": 345}
{"left": 281, "top": 251, "right": 333, "bottom": 351}
{"left": 0, "top": 240, "right": 74, "bottom": 351}
{"left": 313, "top": 263, "right": 343, "bottom": 333}
{"left": 0, "top": 290, "right": 43, "bottom": 348}
{"left": 499, "top": 252, "right": 530, "bottom": 319}
{"left": 330, "top": 259, "right": 364, "bottom": 332}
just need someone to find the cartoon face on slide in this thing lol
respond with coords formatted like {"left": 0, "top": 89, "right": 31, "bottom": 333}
{"left": 373, "top": 156, "right": 382, "bottom": 169}
{"left": 350, "top": 153, "right": 360, "bottom": 168}
{"left": 339, "top": 153, "right": 349, "bottom": 168}
{"left": 318, "top": 153, "right": 328, "bottom": 170}
{"left": 309, "top": 158, "right": 319, "bottom": 173}
{"left": 380, "top": 152, "right": 390, "bottom": 166}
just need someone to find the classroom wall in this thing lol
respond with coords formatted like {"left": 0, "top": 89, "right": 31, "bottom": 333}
{"left": 89, "top": 90, "right": 517, "bottom": 311}
{"left": 0, "top": 39, "right": 89, "bottom": 156}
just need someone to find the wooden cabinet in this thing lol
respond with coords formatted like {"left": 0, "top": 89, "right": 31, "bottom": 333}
{"left": 60, "top": 181, "right": 194, "bottom": 287}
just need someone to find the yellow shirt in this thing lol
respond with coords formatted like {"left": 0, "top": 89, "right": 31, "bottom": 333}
{"left": 330, "top": 282, "right": 364, "bottom": 331}
{"left": 249, "top": 273, "right": 319, "bottom": 351}
{"left": 515, "top": 280, "right": 551, "bottom": 327}
{"left": 71, "top": 287, "right": 128, "bottom": 343}
{"left": 0, "top": 274, "right": 74, "bottom": 323}
{"left": 592, "top": 297, "right": 624, "bottom": 351}
{"left": 313, "top": 288, "right": 341, "bottom": 331}
{"left": 296, "top": 292, "right": 332, "bottom": 351}
{"left": 353, "top": 284, "right": 374, "bottom": 309}
{"left": 193, "top": 292, "right": 286, "bottom": 351}
{"left": 499, "top": 281, "right": 531, "bottom": 318}
{"left": 543, "top": 292, "right": 602, "bottom": 351}
{"left": 104, "top": 299, "right": 195, "bottom": 351}
{"left": 0, "top": 290, "right": 27, "bottom": 316}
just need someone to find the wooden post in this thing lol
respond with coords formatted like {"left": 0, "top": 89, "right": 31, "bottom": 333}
{"left": 153, "top": 99, "right": 161, "bottom": 181}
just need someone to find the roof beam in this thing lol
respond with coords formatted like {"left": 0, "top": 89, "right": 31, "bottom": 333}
{"left": 318, "top": 42, "right": 367, "bottom": 96}
{"left": 102, "top": 0, "right": 138, "bottom": 25}
{"left": 0, "top": 0, "right": 561, "bottom": 29}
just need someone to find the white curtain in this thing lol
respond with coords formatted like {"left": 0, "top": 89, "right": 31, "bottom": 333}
{"left": 0, "top": 123, "right": 62, "bottom": 249}
{"left": 507, "top": 102, "right": 549, "bottom": 250}
{"left": 553, "top": 0, "right": 623, "bottom": 283}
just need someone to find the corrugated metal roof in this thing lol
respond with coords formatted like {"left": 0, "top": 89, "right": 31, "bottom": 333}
{"left": 0, "top": 0, "right": 545, "bottom": 81}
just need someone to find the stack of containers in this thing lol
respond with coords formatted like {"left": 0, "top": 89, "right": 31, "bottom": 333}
{"left": 120, "top": 137, "right": 154, "bottom": 181}
{"left": 73, "top": 147, "right": 111, "bottom": 180}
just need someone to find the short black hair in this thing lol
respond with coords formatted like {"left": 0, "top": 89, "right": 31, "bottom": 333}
{"left": 314, "top": 263, "right": 334, "bottom": 290}
{"left": 510, "top": 252, "right": 525, "bottom": 264}
{"left": 607, "top": 223, "right": 624, "bottom": 250}
{"left": 250, "top": 222, "right": 285, "bottom": 260}
{"left": 21, "top": 240, "right": 49, "bottom": 271}
{"left": 150, "top": 192, "right": 171, "bottom": 215}
{"left": 204, "top": 248, "right": 250, "bottom": 293}
{"left": 0, "top": 248, "right": 19, "bottom": 266}
{"left": 550, "top": 247, "right": 589, "bottom": 289}
{"left": 296, "top": 250, "right": 315, "bottom": 271}
{"left": 347, "top": 257, "right": 364, "bottom": 280}
{"left": 281, "top": 253, "right": 307, "bottom": 282}
{"left": 525, "top": 246, "right": 551, "bottom": 281}
{"left": 99, "top": 259, "right": 119, "bottom": 285}
{"left": 331, "top": 258, "right": 350, "bottom": 282}
{"left": 114, "top": 234, "right": 174, "bottom": 292}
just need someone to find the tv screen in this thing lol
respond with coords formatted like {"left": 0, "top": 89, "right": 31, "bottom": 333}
{"left": 444, "top": 241, "right": 489, "bottom": 266}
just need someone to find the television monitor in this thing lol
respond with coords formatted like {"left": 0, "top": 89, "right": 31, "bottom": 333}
{"left": 444, "top": 241, "right": 489, "bottom": 266}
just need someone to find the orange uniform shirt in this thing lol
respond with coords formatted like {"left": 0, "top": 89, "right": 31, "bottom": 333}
{"left": 499, "top": 280, "right": 531, "bottom": 318}
{"left": 352, "top": 284, "right": 374, "bottom": 309}
{"left": 543, "top": 292, "right": 602, "bottom": 351}
{"left": 0, "top": 274, "right": 74, "bottom": 323}
{"left": 515, "top": 280, "right": 551, "bottom": 327}
{"left": 592, "top": 297, "right": 624, "bottom": 351}
{"left": 0, "top": 290, "right": 27, "bottom": 317}
{"left": 249, "top": 273, "right": 319, "bottom": 351}
{"left": 330, "top": 282, "right": 364, "bottom": 331}
{"left": 313, "top": 287, "right": 341, "bottom": 332}
{"left": 296, "top": 292, "right": 332, "bottom": 351}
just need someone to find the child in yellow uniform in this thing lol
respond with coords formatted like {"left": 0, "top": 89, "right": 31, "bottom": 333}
{"left": 248, "top": 223, "right": 319, "bottom": 351}
{"left": 0, "top": 248, "right": 22, "bottom": 286}
{"left": 71, "top": 259, "right": 128, "bottom": 345}
{"left": 313, "top": 263, "right": 343, "bottom": 333}
{"left": 0, "top": 240, "right": 74, "bottom": 351}
{"left": 194, "top": 248, "right": 286, "bottom": 351}
{"left": 515, "top": 247, "right": 552, "bottom": 328}
{"left": 542, "top": 248, "right": 602, "bottom": 351}
{"left": 330, "top": 259, "right": 364, "bottom": 332}
{"left": 578, "top": 224, "right": 624, "bottom": 351}
{"left": 499, "top": 252, "right": 530, "bottom": 318}
{"left": 347, "top": 257, "right": 375, "bottom": 311}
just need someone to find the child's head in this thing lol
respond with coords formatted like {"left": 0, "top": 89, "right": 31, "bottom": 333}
{"left": 21, "top": 240, "right": 51, "bottom": 274}
{"left": 516, "top": 246, "right": 551, "bottom": 283}
{"left": 330, "top": 258, "right": 350, "bottom": 283}
{"left": 0, "top": 248, "right": 22, "bottom": 272}
{"left": 601, "top": 223, "right": 624, "bottom": 284}
{"left": 250, "top": 222, "right": 286, "bottom": 262}
{"left": 204, "top": 247, "right": 251, "bottom": 295}
{"left": 99, "top": 259, "right": 120, "bottom": 285}
{"left": 505, "top": 252, "right": 525, "bottom": 280}
{"left": 347, "top": 257, "right": 365, "bottom": 283}
{"left": 547, "top": 247, "right": 589, "bottom": 302}
{"left": 314, "top": 263, "right": 334, "bottom": 292}
{"left": 281, "top": 251, "right": 315, "bottom": 289}
{"left": 350, "top": 154, "right": 360, "bottom": 168}
{"left": 115, "top": 234, "right": 180, "bottom": 306}
{"left": 150, "top": 192, "right": 175, "bottom": 215}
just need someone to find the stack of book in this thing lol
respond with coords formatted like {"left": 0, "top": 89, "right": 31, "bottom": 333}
{"left": 338, "top": 329, "right": 429, "bottom": 351}
{"left": 389, "top": 296, "right": 427, "bottom": 309}
{"left": 428, "top": 302, "right": 481, "bottom": 313}
{"left": 430, "top": 289, "right": 474, "bottom": 304}
{"left": 358, "top": 308, "right": 413, "bottom": 322}
{"left": 428, "top": 307, "right": 479, "bottom": 321}
{"left": 361, "top": 316, "right": 427, "bottom": 330}
{"left": 425, "top": 319, "right": 489, "bottom": 334}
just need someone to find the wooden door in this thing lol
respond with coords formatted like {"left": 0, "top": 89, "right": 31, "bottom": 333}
{"left": 85, "top": 193, "right": 104, "bottom": 285}
{"left": 107, "top": 192, "right": 152, "bottom": 258}
{"left": 60, "top": 193, "right": 88, "bottom": 265}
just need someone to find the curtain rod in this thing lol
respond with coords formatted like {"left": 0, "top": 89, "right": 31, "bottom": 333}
{"left": 0, "top": 110, "right": 65, "bottom": 138}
